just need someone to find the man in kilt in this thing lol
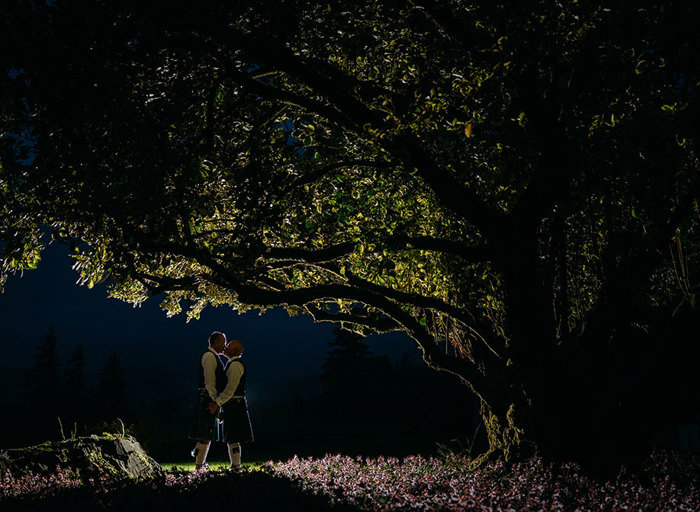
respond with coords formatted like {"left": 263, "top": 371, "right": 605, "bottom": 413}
{"left": 189, "top": 331, "right": 227, "bottom": 470}
{"left": 208, "top": 339, "right": 254, "bottom": 470}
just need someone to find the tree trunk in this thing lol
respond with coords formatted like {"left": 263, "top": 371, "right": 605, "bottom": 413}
{"left": 461, "top": 325, "right": 657, "bottom": 474}
{"left": 475, "top": 398, "right": 537, "bottom": 464}
{"left": 470, "top": 309, "right": 698, "bottom": 475}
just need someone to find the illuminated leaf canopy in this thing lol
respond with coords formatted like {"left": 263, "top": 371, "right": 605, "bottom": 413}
{"left": 1, "top": 1, "right": 698, "bottom": 463}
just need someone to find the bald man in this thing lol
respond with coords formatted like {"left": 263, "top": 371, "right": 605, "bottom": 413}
{"left": 209, "top": 339, "right": 254, "bottom": 470}
{"left": 189, "top": 331, "right": 227, "bottom": 470}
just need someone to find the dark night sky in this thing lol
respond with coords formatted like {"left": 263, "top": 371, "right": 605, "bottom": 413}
{"left": 0, "top": 240, "right": 417, "bottom": 404}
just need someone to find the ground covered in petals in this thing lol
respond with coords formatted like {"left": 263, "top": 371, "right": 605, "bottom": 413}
{"left": 2, "top": 451, "right": 699, "bottom": 511}
{"left": 0, "top": 466, "right": 360, "bottom": 512}
{"left": 269, "top": 451, "right": 700, "bottom": 511}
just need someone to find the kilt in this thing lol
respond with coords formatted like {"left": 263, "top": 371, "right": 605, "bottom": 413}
{"left": 219, "top": 397, "right": 254, "bottom": 444}
{"left": 188, "top": 389, "right": 219, "bottom": 440}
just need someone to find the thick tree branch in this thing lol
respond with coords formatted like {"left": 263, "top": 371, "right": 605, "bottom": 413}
{"left": 133, "top": 273, "right": 198, "bottom": 295}
{"left": 389, "top": 235, "right": 491, "bottom": 261}
{"left": 343, "top": 271, "right": 504, "bottom": 360}
{"left": 409, "top": 3, "right": 479, "bottom": 50}
{"left": 263, "top": 237, "right": 490, "bottom": 265}
{"left": 264, "top": 242, "right": 358, "bottom": 263}
{"left": 386, "top": 133, "right": 507, "bottom": 240}
{"left": 223, "top": 68, "right": 350, "bottom": 128}
{"left": 342, "top": 271, "right": 474, "bottom": 323}
{"left": 304, "top": 305, "right": 400, "bottom": 334}
{"left": 279, "top": 53, "right": 404, "bottom": 111}
{"left": 280, "top": 159, "right": 392, "bottom": 197}
{"left": 230, "top": 30, "right": 387, "bottom": 130}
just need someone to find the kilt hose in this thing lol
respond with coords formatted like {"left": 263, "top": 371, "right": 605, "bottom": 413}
{"left": 188, "top": 388, "right": 220, "bottom": 441}
{"left": 220, "top": 397, "right": 254, "bottom": 444}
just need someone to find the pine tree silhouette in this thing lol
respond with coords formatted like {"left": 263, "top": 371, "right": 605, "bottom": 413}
{"left": 321, "top": 326, "right": 372, "bottom": 383}
{"left": 26, "top": 326, "right": 61, "bottom": 392}
{"left": 24, "top": 326, "right": 62, "bottom": 438}
{"left": 96, "top": 352, "right": 128, "bottom": 420}
{"left": 320, "top": 326, "right": 375, "bottom": 397}
{"left": 64, "top": 344, "right": 86, "bottom": 392}
{"left": 64, "top": 343, "right": 88, "bottom": 424}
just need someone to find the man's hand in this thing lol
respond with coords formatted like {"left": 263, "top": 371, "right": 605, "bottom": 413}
{"left": 208, "top": 401, "right": 219, "bottom": 414}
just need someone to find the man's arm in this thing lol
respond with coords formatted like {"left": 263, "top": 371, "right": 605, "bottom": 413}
{"left": 202, "top": 352, "right": 219, "bottom": 401}
{"left": 215, "top": 362, "right": 244, "bottom": 407}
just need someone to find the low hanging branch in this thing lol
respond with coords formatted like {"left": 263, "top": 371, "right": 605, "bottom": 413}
{"left": 304, "top": 304, "right": 400, "bottom": 334}
{"left": 281, "top": 159, "right": 393, "bottom": 197}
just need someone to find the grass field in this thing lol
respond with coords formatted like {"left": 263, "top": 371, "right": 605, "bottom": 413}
{"left": 160, "top": 461, "right": 267, "bottom": 472}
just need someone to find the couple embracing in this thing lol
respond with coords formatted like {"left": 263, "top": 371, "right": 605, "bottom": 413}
{"left": 189, "top": 331, "right": 254, "bottom": 471}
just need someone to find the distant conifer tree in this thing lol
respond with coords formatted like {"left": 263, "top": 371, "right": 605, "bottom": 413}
{"left": 64, "top": 343, "right": 86, "bottom": 395}
{"left": 24, "top": 326, "right": 62, "bottom": 438}
{"left": 96, "top": 352, "right": 128, "bottom": 420}
{"left": 26, "top": 326, "right": 61, "bottom": 401}
{"left": 322, "top": 326, "right": 371, "bottom": 372}
{"left": 320, "top": 326, "right": 372, "bottom": 391}
{"left": 63, "top": 343, "right": 88, "bottom": 424}
{"left": 320, "top": 326, "right": 396, "bottom": 422}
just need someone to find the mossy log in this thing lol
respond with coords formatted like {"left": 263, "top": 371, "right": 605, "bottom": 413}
{"left": 0, "top": 435, "right": 164, "bottom": 480}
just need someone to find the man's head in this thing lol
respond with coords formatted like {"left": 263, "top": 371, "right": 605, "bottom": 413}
{"left": 224, "top": 339, "right": 244, "bottom": 358}
{"left": 208, "top": 331, "right": 227, "bottom": 354}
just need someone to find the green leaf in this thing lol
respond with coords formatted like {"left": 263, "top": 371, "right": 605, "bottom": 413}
{"left": 634, "top": 59, "right": 646, "bottom": 74}
{"left": 464, "top": 122, "right": 473, "bottom": 138}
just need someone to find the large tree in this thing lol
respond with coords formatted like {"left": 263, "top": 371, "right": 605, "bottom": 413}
{"left": 1, "top": 1, "right": 699, "bottom": 468}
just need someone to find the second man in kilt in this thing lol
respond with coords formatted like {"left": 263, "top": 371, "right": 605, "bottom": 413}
{"left": 208, "top": 339, "right": 254, "bottom": 470}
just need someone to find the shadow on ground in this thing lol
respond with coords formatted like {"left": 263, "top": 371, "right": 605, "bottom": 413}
{"left": 0, "top": 469, "right": 361, "bottom": 512}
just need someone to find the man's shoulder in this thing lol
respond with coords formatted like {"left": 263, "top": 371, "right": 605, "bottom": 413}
{"left": 227, "top": 359, "right": 245, "bottom": 370}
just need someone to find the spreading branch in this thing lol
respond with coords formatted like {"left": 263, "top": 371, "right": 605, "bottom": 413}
{"left": 263, "top": 237, "right": 490, "bottom": 265}
{"left": 386, "top": 133, "right": 507, "bottom": 240}
{"left": 222, "top": 67, "right": 351, "bottom": 128}
{"left": 229, "top": 30, "right": 388, "bottom": 130}
{"left": 304, "top": 304, "right": 400, "bottom": 334}
{"left": 264, "top": 243, "right": 358, "bottom": 264}
{"left": 280, "top": 159, "right": 392, "bottom": 197}
{"left": 343, "top": 271, "right": 504, "bottom": 360}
